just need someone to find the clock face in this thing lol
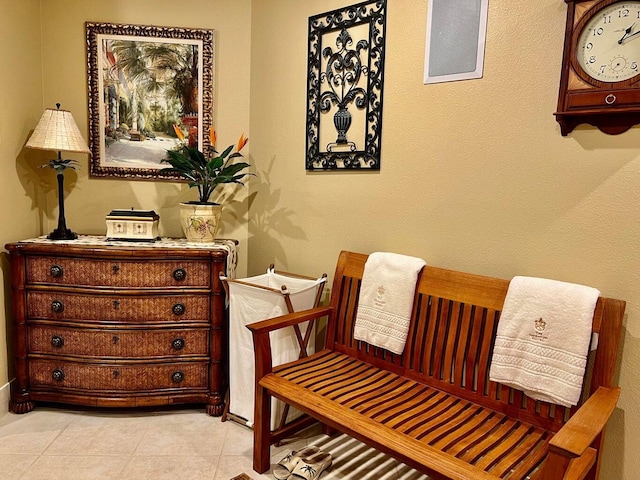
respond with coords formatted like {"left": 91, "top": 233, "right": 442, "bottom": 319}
{"left": 577, "top": 1, "right": 640, "bottom": 82}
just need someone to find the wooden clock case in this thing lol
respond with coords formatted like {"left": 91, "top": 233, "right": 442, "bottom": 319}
{"left": 556, "top": 0, "right": 640, "bottom": 135}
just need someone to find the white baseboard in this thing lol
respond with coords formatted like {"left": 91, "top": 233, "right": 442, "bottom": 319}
{"left": 0, "top": 380, "right": 11, "bottom": 417}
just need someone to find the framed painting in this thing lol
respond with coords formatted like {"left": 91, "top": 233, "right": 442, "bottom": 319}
{"left": 86, "top": 22, "right": 214, "bottom": 179}
{"left": 305, "top": 0, "right": 387, "bottom": 170}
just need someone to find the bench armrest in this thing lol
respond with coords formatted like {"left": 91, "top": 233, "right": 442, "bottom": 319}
{"left": 247, "top": 306, "right": 333, "bottom": 378}
{"left": 246, "top": 305, "right": 333, "bottom": 336}
{"left": 541, "top": 386, "right": 619, "bottom": 480}
{"left": 550, "top": 386, "right": 620, "bottom": 457}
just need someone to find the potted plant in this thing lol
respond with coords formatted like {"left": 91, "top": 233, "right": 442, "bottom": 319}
{"left": 161, "top": 125, "right": 251, "bottom": 242}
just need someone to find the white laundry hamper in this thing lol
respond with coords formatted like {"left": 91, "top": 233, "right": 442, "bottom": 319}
{"left": 221, "top": 266, "right": 326, "bottom": 429}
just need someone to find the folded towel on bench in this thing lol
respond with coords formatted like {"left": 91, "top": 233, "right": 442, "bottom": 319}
{"left": 353, "top": 252, "right": 426, "bottom": 355}
{"left": 489, "top": 276, "right": 600, "bottom": 407}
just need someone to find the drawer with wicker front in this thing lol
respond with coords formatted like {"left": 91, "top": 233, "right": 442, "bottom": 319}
{"left": 28, "top": 325, "right": 209, "bottom": 358}
{"left": 25, "top": 256, "right": 211, "bottom": 288}
{"left": 29, "top": 359, "right": 209, "bottom": 391}
{"left": 26, "top": 292, "right": 210, "bottom": 323}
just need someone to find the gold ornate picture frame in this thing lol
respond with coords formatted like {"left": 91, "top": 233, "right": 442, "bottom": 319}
{"left": 86, "top": 22, "right": 214, "bottom": 180}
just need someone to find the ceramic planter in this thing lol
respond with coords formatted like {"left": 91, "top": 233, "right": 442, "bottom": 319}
{"left": 179, "top": 202, "right": 222, "bottom": 243}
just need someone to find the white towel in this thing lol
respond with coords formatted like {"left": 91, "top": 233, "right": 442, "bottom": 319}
{"left": 353, "top": 252, "right": 426, "bottom": 355}
{"left": 489, "top": 276, "right": 600, "bottom": 407}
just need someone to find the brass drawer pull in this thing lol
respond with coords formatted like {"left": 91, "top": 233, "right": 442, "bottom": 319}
{"left": 171, "top": 371, "right": 185, "bottom": 384}
{"left": 112, "top": 264, "right": 120, "bottom": 274}
{"left": 51, "top": 300, "right": 64, "bottom": 313}
{"left": 50, "top": 265, "right": 63, "bottom": 278}
{"left": 173, "top": 268, "right": 187, "bottom": 281}
{"left": 51, "top": 335, "right": 64, "bottom": 348}
{"left": 112, "top": 336, "right": 120, "bottom": 344}
{"left": 113, "top": 370, "right": 120, "bottom": 379}
{"left": 172, "top": 303, "right": 186, "bottom": 316}
{"left": 52, "top": 369, "right": 65, "bottom": 382}
{"left": 172, "top": 338, "right": 185, "bottom": 350}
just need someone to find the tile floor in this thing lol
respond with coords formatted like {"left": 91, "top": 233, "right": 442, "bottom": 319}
{"left": 0, "top": 405, "right": 429, "bottom": 480}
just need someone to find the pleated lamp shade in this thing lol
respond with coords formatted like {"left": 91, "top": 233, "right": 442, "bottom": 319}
{"left": 26, "top": 105, "right": 90, "bottom": 154}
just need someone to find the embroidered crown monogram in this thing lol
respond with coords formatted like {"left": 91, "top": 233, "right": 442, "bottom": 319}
{"left": 374, "top": 285, "right": 386, "bottom": 308}
{"left": 530, "top": 317, "right": 548, "bottom": 342}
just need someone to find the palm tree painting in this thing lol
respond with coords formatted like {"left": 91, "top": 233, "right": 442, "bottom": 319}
{"left": 86, "top": 23, "right": 214, "bottom": 180}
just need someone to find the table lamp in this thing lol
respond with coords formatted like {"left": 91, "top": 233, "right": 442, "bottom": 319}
{"left": 25, "top": 103, "right": 90, "bottom": 240}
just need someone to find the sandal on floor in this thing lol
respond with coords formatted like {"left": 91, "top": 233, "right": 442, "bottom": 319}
{"left": 272, "top": 446, "right": 321, "bottom": 480}
{"left": 288, "top": 452, "right": 332, "bottom": 480}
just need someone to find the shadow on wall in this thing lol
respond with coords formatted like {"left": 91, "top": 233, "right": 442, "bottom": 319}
{"left": 16, "top": 144, "right": 79, "bottom": 236}
{"left": 603, "top": 406, "right": 625, "bottom": 479}
{"left": 598, "top": 318, "right": 630, "bottom": 480}
{"left": 247, "top": 156, "right": 308, "bottom": 269}
{"left": 215, "top": 177, "right": 251, "bottom": 239}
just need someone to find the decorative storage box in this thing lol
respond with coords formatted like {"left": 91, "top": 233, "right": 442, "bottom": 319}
{"left": 106, "top": 209, "right": 159, "bottom": 242}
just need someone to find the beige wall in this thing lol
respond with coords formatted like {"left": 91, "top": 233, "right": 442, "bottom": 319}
{"left": 0, "top": 0, "right": 252, "bottom": 401}
{"left": 2, "top": 0, "right": 639, "bottom": 477}
{"left": 37, "top": 0, "right": 252, "bottom": 275}
{"left": 248, "top": 0, "right": 640, "bottom": 478}
{"left": 0, "top": 0, "right": 45, "bottom": 388}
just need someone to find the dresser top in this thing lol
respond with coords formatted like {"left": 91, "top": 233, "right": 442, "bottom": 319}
{"left": 6, "top": 235, "right": 238, "bottom": 278}
{"left": 10, "top": 235, "right": 237, "bottom": 250}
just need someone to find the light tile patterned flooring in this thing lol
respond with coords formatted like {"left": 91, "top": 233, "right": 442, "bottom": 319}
{"left": 0, "top": 406, "right": 429, "bottom": 480}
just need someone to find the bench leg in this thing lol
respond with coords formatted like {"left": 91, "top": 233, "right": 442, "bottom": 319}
{"left": 253, "top": 385, "right": 271, "bottom": 474}
{"left": 322, "top": 423, "right": 337, "bottom": 437}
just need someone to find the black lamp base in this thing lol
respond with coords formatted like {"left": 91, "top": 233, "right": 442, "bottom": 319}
{"left": 47, "top": 227, "right": 78, "bottom": 241}
{"left": 47, "top": 170, "right": 77, "bottom": 241}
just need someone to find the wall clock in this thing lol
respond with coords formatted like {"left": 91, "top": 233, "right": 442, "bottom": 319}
{"left": 555, "top": 0, "right": 640, "bottom": 135}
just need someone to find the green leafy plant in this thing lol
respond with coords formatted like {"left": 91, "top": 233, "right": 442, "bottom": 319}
{"left": 161, "top": 125, "right": 252, "bottom": 204}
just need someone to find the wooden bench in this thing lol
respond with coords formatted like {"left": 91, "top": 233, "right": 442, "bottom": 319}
{"left": 248, "top": 251, "right": 625, "bottom": 479}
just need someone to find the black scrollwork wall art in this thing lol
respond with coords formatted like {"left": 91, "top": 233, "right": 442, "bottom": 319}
{"left": 306, "top": 0, "right": 387, "bottom": 170}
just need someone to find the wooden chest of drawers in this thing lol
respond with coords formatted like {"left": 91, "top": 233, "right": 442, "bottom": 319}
{"left": 6, "top": 236, "right": 237, "bottom": 416}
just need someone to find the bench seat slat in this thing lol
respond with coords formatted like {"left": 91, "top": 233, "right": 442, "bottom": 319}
{"left": 492, "top": 428, "right": 549, "bottom": 478}
{"left": 458, "top": 418, "right": 520, "bottom": 463}
{"left": 383, "top": 389, "right": 449, "bottom": 428}
{"left": 353, "top": 378, "right": 418, "bottom": 413}
{"left": 433, "top": 407, "right": 496, "bottom": 452}
{"left": 417, "top": 404, "right": 484, "bottom": 444}
{"left": 267, "top": 349, "right": 552, "bottom": 479}
{"left": 403, "top": 396, "right": 468, "bottom": 437}
{"left": 262, "top": 375, "right": 500, "bottom": 480}
{"left": 329, "top": 370, "right": 405, "bottom": 403}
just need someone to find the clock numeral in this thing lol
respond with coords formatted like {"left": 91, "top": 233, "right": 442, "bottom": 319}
{"left": 593, "top": 27, "right": 604, "bottom": 36}
{"left": 603, "top": 15, "right": 612, "bottom": 23}
{"left": 589, "top": 55, "right": 597, "bottom": 64}
{"left": 632, "top": 62, "right": 638, "bottom": 70}
{"left": 619, "top": 9, "right": 630, "bottom": 18}
{"left": 600, "top": 65, "right": 607, "bottom": 74}
{"left": 586, "top": 42, "right": 593, "bottom": 50}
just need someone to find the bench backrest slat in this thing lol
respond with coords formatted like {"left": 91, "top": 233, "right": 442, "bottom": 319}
{"left": 326, "top": 251, "right": 625, "bottom": 433}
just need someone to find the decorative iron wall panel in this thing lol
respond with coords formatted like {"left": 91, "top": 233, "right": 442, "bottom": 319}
{"left": 306, "top": 0, "right": 387, "bottom": 170}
